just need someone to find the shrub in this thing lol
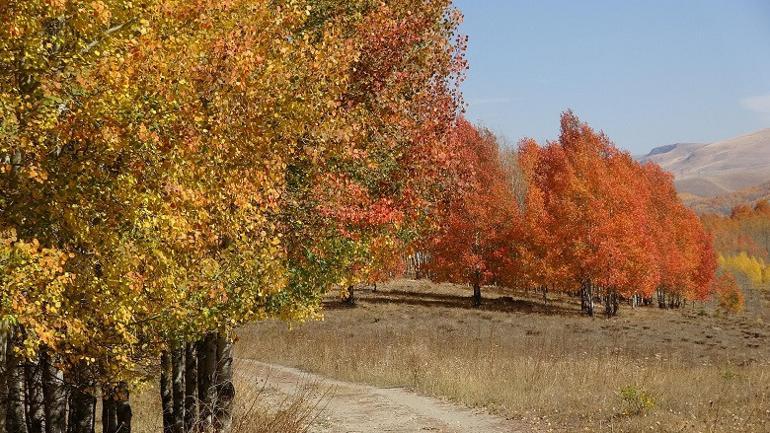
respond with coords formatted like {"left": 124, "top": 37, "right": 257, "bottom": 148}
{"left": 619, "top": 385, "right": 656, "bottom": 416}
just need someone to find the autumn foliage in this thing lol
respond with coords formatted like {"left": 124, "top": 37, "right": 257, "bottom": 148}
{"left": 0, "top": 1, "right": 734, "bottom": 431}
{"left": 1, "top": 1, "right": 465, "bottom": 432}
{"left": 702, "top": 200, "right": 770, "bottom": 262}
{"left": 422, "top": 119, "right": 518, "bottom": 306}
{"left": 426, "top": 112, "right": 718, "bottom": 316}
{"left": 713, "top": 271, "right": 745, "bottom": 313}
{"left": 702, "top": 200, "right": 770, "bottom": 300}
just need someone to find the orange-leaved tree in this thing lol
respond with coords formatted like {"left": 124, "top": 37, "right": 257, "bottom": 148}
{"left": 516, "top": 112, "right": 716, "bottom": 316}
{"left": 422, "top": 119, "right": 518, "bottom": 306}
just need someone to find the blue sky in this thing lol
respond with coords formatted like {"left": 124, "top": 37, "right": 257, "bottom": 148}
{"left": 454, "top": 0, "right": 770, "bottom": 155}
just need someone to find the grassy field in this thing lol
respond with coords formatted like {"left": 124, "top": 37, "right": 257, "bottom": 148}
{"left": 237, "top": 279, "right": 770, "bottom": 433}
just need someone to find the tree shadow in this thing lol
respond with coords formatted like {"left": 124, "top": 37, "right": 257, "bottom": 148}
{"left": 323, "top": 287, "right": 579, "bottom": 316}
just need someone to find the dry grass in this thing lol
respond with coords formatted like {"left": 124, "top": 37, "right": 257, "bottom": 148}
{"left": 131, "top": 374, "right": 324, "bottom": 433}
{"left": 237, "top": 279, "right": 770, "bottom": 433}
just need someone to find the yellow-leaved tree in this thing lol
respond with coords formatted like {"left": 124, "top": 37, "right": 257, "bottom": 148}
{"left": 1, "top": 1, "right": 465, "bottom": 433}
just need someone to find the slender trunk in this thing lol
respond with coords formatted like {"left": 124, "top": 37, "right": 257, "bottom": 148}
{"left": 101, "top": 387, "right": 117, "bottom": 433}
{"left": 472, "top": 281, "right": 482, "bottom": 307}
{"left": 41, "top": 351, "right": 67, "bottom": 433}
{"left": 604, "top": 291, "right": 619, "bottom": 317}
{"left": 214, "top": 335, "right": 234, "bottom": 433}
{"left": 0, "top": 323, "right": 8, "bottom": 433}
{"left": 184, "top": 343, "right": 198, "bottom": 433}
{"left": 67, "top": 384, "right": 95, "bottom": 433}
{"left": 115, "top": 383, "right": 131, "bottom": 433}
{"left": 657, "top": 288, "right": 666, "bottom": 309}
{"left": 195, "top": 339, "right": 207, "bottom": 429}
{"left": 25, "top": 357, "right": 46, "bottom": 433}
{"left": 160, "top": 352, "right": 173, "bottom": 433}
{"left": 197, "top": 333, "right": 217, "bottom": 431}
{"left": 581, "top": 283, "right": 594, "bottom": 316}
{"left": 171, "top": 347, "right": 184, "bottom": 433}
{"left": 6, "top": 329, "right": 28, "bottom": 433}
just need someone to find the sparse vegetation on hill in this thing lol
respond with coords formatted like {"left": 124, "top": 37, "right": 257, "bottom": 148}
{"left": 684, "top": 182, "right": 770, "bottom": 215}
{"left": 640, "top": 128, "right": 770, "bottom": 198}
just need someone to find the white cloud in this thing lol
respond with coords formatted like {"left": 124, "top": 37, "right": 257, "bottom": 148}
{"left": 741, "top": 93, "right": 770, "bottom": 120}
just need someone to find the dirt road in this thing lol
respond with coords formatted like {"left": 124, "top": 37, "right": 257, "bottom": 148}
{"left": 235, "top": 358, "right": 527, "bottom": 433}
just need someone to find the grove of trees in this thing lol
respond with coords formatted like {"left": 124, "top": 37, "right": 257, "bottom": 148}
{"left": 703, "top": 200, "right": 770, "bottom": 290}
{"left": 1, "top": 1, "right": 465, "bottom": 432}
{"left": 703, "top": 200, "right": 770, "bottom": 263}
{"left": 423, "top": 112, "right": 719, "bottom": 316}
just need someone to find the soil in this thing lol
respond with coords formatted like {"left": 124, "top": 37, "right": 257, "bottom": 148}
{"left": 235, "top": 358, "right": 529, "bottom": 433}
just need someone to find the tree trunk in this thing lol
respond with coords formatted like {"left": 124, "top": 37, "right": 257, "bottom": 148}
{"left": 171, "top": 347, "right": 185, "bottom": 433}
{"left": 25, "top": 357, "right": 46, "bottom": 433}
{"left": 213, "top": 335, "right": 234, "bottom": 433}
{"left": 197, "top": 333, "right": 217, "bottom": 431}
{"left": 581, "top": 283, "right": 594, "bottom": 316}
{"left": 67, "top": 385, "right": 95, "bottom": 433}
{"left": 344, "top": 286, "right": 355, "bottom": 306}
{"left": 6, "top": 329, "right": 28, "bottom": 433}
{"left": 0, "top": 323, "right": 8, "bottom": 433}
{"left": 657, "top": 288, "right": 666, "bottom": 309}
{"left": 41, "top": 351, "right": 67, "bottom": 433}
{"left": 184, "top": 343, "right": 198, "bottom": 433}
{"left": 472, "top": 282, "right": 482, "bottom": 307}
{"left": 604, "top": 291, "right": 619, "bottom": 317}
{"left": 101, "top": 388, "right": 117, "bottom": 433}
{"left": 160, "top": 352, "right": 173, "bottom": 433}
{"left": 115, "top": 383, "right": 131, "bottom": 433}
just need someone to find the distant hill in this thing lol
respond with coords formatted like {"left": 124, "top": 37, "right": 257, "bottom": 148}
{"left": 684, "top": 182, "right": 770, "bottom": 215}
{"left": 639, "top": 129, "right": 770, "bottom": 211}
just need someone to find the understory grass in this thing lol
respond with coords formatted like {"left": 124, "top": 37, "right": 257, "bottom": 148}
{"left": 237, "top": 279, "right": 770, "bottom": 432}
{"left": 131, "top": 375, "right": 322, "bottom": 433}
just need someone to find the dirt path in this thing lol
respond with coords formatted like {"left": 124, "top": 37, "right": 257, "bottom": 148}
{"left": 235, "top": 358, "right": 528, "bottom": 433}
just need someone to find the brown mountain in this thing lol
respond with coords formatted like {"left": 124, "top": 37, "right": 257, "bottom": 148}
{"left": 640, "top": 128, "right": 770, "bottom": 201}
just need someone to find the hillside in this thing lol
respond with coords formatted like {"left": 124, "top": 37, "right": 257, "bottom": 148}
{"left": 685, "top": 182, "right": 770, "bottom": 215}
{"left": 640, "top": 129, "right": 770, "bottom": 199}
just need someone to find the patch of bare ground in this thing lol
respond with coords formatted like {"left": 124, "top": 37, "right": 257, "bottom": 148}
{"left": 235, "top": 359, "right": 525, "bottom": 433}
{"left": 237, "top": 279, "right": 770, "bottom": 433}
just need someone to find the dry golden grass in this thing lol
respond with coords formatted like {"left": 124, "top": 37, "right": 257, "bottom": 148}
{"left": 237, "top": 279, "right": 770, "bottom": 433}
{"left": 130, "top": 375, "right": 323, "bottom": 433}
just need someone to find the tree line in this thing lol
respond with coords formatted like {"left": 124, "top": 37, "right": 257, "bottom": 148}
{"left": 1, "top": 1, "right": 465, "bottom": 432}
{"left": 703, "top": 200, "right": 770, "bottom": 264}
{"left": 703, "top": 200, "right": 770, "bottom": 301}
{"left": 422, "top": 113, "right": 726, "bottom": 316}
